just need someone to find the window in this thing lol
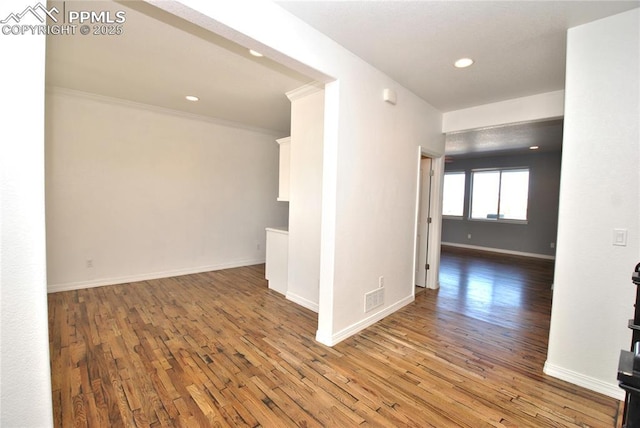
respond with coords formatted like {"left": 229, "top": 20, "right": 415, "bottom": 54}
{"left": 442, "top": 172, "right": 466, "bottom": 217}
{"left": 470, "top": 168, "right": 529, "bottom": 221}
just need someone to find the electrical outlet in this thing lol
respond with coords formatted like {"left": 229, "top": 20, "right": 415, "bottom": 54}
{"left": 86, "top": 259, "right": 93, "bottom": 268}
{"left": 378, "top": 276, "right": 384, "bottom": 288}
{"left": 467, "top": 234, "right": 472, "bottom": 239}
{"left": 550, "top": 242, "right": 555, "bottom": 249}
{"left": 257, "top": 243, "right": 261, "bottom": 251}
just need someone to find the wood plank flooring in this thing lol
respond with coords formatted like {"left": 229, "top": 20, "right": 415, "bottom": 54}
{"left": 48, "top": 247, "right": 622, "bottom": 427}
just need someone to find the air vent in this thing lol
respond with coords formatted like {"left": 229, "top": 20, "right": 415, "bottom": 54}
{"left": 364, "top": 288, "right": 384, "bottom": 313}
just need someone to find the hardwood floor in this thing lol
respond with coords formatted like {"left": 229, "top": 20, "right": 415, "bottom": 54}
{"left": 48, "top": 247, "right": 622, "bottom": 427}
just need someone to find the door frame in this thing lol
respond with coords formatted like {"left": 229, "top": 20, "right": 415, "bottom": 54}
{"left": 415, "top": 156, "right": 432, "bottom": 287}
{"left": 413, "top": 147, "right": 444, "bottom": 290}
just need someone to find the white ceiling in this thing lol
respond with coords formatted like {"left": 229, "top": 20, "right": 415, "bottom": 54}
{"left": 46, "top": 0, "right": 639, "bottom": 153}
{"left": 277, "top": 0, "right": 639, "bottom": 112}
{"left": 46, "top": 1, "right": 312, "bottom": 134}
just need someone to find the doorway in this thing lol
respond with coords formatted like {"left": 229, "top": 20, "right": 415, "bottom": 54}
{"left": 414, "top": 149, "right": 444, "bottom": 290}
{"left": 415, "top": 156, "right": 432, "bottom": 287}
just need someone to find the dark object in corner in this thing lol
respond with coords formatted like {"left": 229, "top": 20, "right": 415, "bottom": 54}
{"left": 619, "top": 262, "right": 640, "bottom": 427}
{"left": 619, "top": 343, "right": 640, "bottom": 427}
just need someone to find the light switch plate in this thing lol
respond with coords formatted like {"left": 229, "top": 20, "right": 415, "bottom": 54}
{"left": 613, "top": 228, "right": 628, "bottom": 246}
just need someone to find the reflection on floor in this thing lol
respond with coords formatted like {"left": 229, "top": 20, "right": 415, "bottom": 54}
{"left": 48, "top": 248, "right": 620, "bottom": 426}
{"left": 438, "top": 245, "right": 555, "bottom": 332}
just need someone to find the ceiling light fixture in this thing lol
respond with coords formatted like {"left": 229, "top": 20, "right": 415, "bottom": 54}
{"left": 529, "top": 145, "right": 540, "bottom": 150}
{"left": 185, "top": 95, "right": 199, "bottom": 102}
{"left": 249, "top": 49, "right": 264, "bottom": 57}
{"left": 454, "top": 58, "right": 474, "bottom": 68}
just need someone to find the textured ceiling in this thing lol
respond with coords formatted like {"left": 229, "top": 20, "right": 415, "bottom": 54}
{"left": 46, "top": 1, "right": 312, "bottom": 134}
{"left": 277, "top": 1, "right": 639, "bottom": 112}
{"left": 445, "top": 119, "right": 564, "bottom": 158}
{"left": 277, "top": 0, "right": 637, "bottom": 155}
{"left": 46, "top": 0, "right": 639, "bottom": 154}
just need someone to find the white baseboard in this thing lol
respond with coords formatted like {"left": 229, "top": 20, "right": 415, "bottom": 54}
{"left": 442, "top": 242, "right": 555, "bottom": 260}
{"left": 285, "top": 291, "right": 319, "bottom": 313}
{"left": 47, "top": 258, "right": 265, "bottom": 293}
{"left": 315, "top": 295, "right": 414, "bottom": 347}
{"left": 543, "top": 361, "right": 624, "bottom": 400}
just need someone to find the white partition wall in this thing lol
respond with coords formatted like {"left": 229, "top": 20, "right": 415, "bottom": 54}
{"left": 544, "top": 9, "right": 640, "bottom": 399}
{"left": 0, "top": 0, "right": 53, "bottom": 423}
{"left": 285, "top": 85, "right": 325, "bottom": 312}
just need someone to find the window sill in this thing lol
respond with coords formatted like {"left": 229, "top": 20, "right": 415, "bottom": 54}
{"left": 443, "top": 215, "right": 464, "bottom": 220}
{"left": 469, "top": 218, "right": 528, "bottom": 225}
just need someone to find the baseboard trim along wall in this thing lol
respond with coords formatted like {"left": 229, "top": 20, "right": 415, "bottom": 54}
{"left": 442, "top": 242, "right": 555, "bottom": 260}
{"left": 285, "top": 291, "right": 319, "bottom": 313}
{"left": 316, "top": 295, "right": 414, "bottom": 347}
{"left": 543, "top": 361, "right": 624, "bottom": 400}
{"left": 47, "top": 258, "right": 265, "bottom": 293}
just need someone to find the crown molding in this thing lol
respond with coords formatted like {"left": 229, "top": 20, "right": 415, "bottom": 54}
{"left": 285, "top": 81, "right": 324, "bottom": 101}
{"left": 46, "top": 86, "right": 286, "bottom": 138}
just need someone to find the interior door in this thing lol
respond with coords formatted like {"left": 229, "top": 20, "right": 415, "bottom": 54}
{"left": 415, "top": 157, "right": 433, "bottom": 287}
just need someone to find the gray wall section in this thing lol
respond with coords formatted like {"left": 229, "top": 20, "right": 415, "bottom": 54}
{"left": 442, "top": 151, "right": 562, "bottom": 257}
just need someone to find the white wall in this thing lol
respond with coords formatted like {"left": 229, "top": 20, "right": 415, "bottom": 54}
{"left": 155, "top": 1, "right": 445, "bottom": 345}
{"left": 544, "top": 9, "right": 640, "bottom": 399}
{"left": 46, "top": 89, "right": 288, "bottom": 291}
{"left": 0, "top": 0, "right": 54, "bottom": 423}
{"left": 327, "top": 75, "right": 444, "bottom": 344}
{"left": 286, "top": 85, "right": 324, "bottom": 312}
{"left": 442, "top": 90, "right": 565, "bottom": 133}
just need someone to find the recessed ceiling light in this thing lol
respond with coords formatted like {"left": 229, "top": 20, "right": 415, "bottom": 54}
{"left": 249, "top": 49, "right": 263, "bottom": 57}
{"left": 454, "top": 58, "right": 474, "bottom": 68}
{"left": 185, "top": 95, "right": 199, "bottom": 102}
{"left": 529, "top": 145, "right": 540, "bottom": 150}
